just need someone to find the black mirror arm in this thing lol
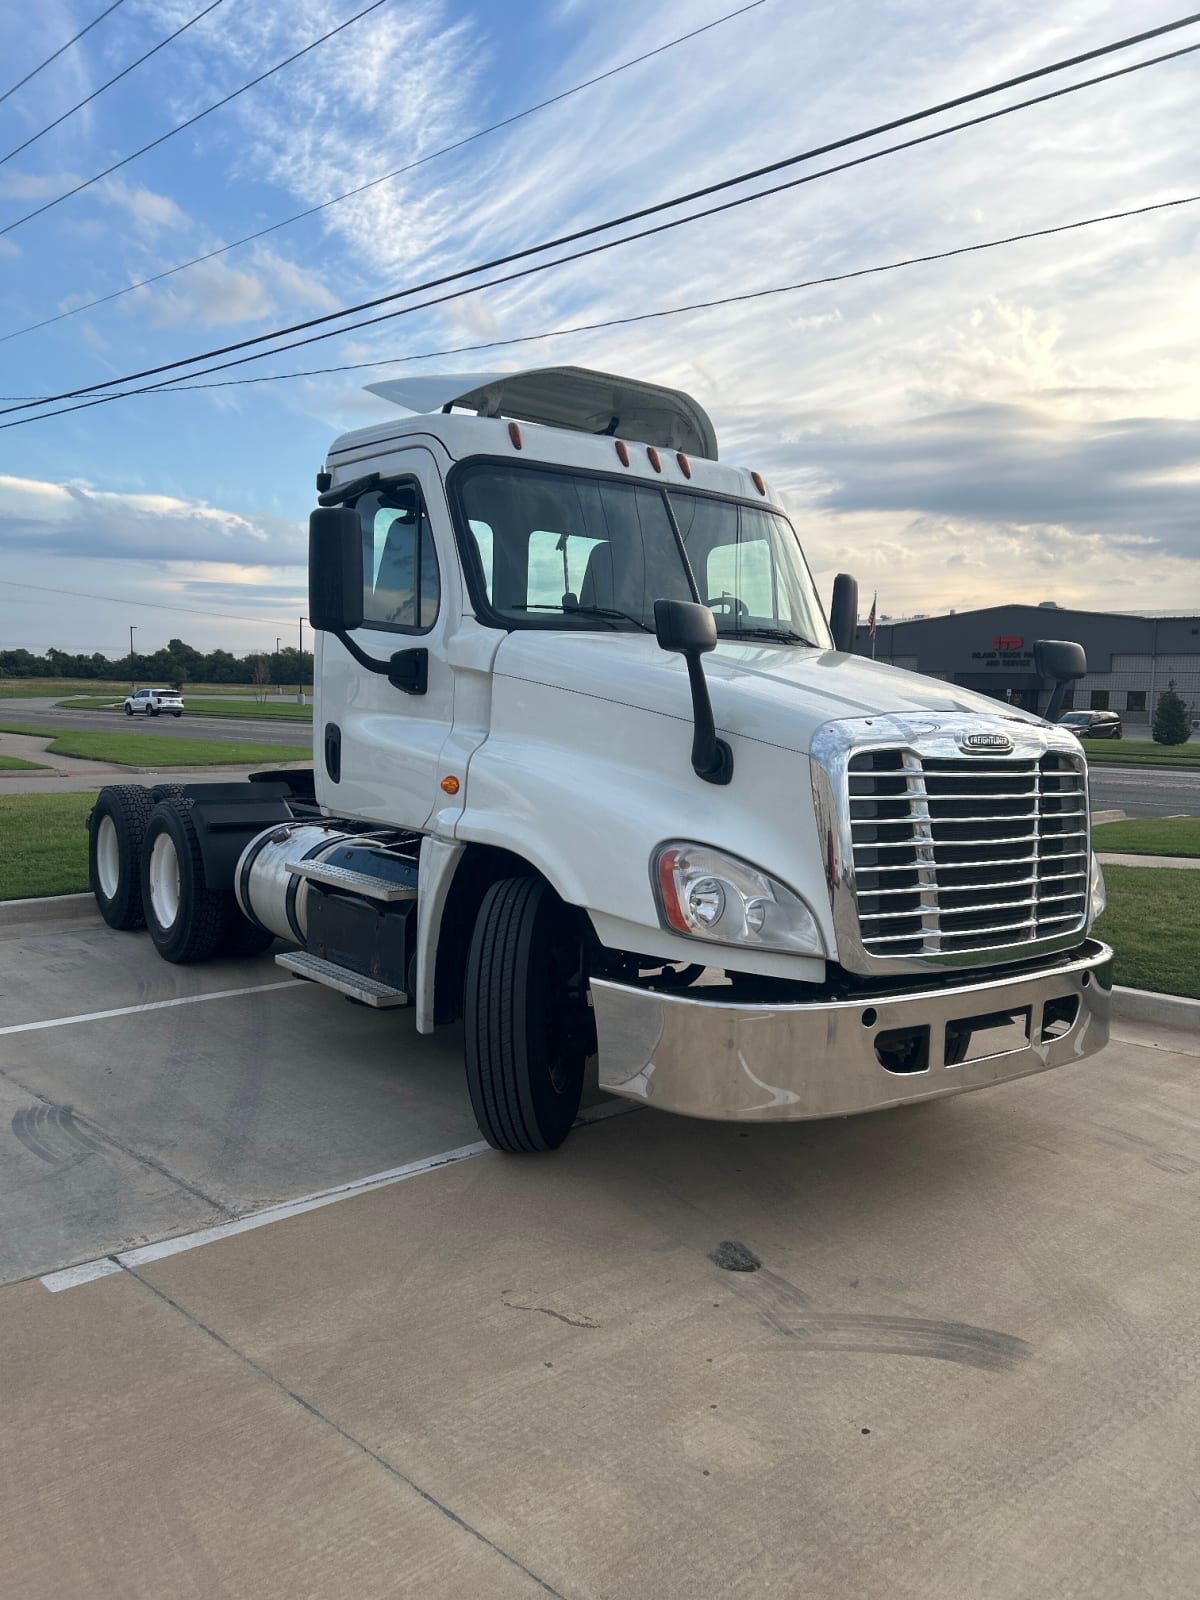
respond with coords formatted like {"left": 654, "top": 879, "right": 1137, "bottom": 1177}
{"left": 318, "top": 470, "right": 380, "bottom": 507}
{"left": 1044, "top": 682, "right": 1070, "bottom": 723}
{"left": 683, "top": 653, "right": 734, "bottom": 785}
{"left": 330, "top": 630, "right": 428, "bottom": 696}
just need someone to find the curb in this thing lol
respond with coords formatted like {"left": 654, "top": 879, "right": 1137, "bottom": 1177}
{"left": 0, "top": 892, "right": 99, "bottom": 929}
{"left": 1111, "top": 985, "right": 1200, "bottom": 1031}
{"left": 1090, "top": 809, "right": 1127, "bottom": 825}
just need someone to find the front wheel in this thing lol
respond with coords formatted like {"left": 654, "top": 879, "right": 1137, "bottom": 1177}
{"left": 124, "top": 704, "right": 133, "bottom": 716}
{"left": 464, "top": 877, "right": 592, "bottom": 1153}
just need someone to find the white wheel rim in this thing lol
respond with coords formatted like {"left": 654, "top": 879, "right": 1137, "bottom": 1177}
{"left": 148, "top": 832, "right": 182, "bottom": 929}
{"left": 96, "top": 815, "right": 120, "bottom": 900}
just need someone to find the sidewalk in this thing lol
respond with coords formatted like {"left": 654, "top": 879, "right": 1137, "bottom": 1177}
{"left": 1097, "top": 851, "right": 1200, "bottom": 870}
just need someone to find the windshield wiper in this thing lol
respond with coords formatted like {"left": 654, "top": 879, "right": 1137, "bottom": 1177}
{"left": 510, "top": 603, "right": 652, "bottom": 633}
{"left": 718, "top": 625, "right": 816, "bottom": 646}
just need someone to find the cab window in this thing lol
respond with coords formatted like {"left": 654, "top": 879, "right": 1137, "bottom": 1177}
{"left": 356, "top": 481, "right": 440, "bottom": 632}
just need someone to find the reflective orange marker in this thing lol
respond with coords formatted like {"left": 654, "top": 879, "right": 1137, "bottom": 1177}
{"left": 676, "top": 452, "right": 691, "bottom": 478}
{"left": 440, "top": 775, "right": 460, "bottom": 795}
{"left": 508, "top": 421, "right": 523, "bottom": 450}
{"left": 646, "top": 446, "right": 662, "bottom": 473}
{"left": 615, "top": 440, "right": 630, "bottom": 466}
{"left": 751, "top": 471, "right": 766, "bottom": 496}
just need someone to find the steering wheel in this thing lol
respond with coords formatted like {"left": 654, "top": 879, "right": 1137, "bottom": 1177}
{"left": 709, "top": 591, "right": 749, "bottom": 621}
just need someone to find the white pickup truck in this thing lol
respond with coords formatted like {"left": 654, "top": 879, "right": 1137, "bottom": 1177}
{"left": 87, "top": 366, "right": 1110, "bottom": 1152}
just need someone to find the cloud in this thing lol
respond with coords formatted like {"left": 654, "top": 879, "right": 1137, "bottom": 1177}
{"left": 0, "top": 473, "right": 304, "bottom": 567}
{"left": 98, "top": 177, "right": 190, "bottom": 233}
{"left": 124, "top": 259, "right": 276, "bottom": 327}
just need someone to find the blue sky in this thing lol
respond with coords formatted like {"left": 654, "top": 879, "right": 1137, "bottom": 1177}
{"left": 0, "top": 0, "right": 1197, "bottom": 659}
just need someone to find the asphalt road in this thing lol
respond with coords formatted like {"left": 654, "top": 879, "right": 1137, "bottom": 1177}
{"left": 0, "top": 697, "right": 311, "bottom": 752}
{"left": 1090, "top": 763, "right": 1199, "bottom": 818}
{"left": 2, "top": 904, "right": 1198, "bottom": 1599}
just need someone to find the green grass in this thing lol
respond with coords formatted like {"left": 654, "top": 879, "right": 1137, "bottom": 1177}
{"left": 56, "top": 695, "right": 312, "bottom": 721}
{"left": 0, "top": 722, "right": 303, "bottom": 768}
{"left": 0, "top": 792, "right": 94, "bottom": 899}
{"left": 0, "top": 678, "right": 301, "bottom": 699}
{"left": 1093, "top": 817, "right": 1200, "bottom": 858}
{"left": 1080, "top": 738, "right": 1200, "bottom": 768}
{"left": 0, "top": 754, "right": 48, "bottom": 771}
{"left": 1094, "top": 867, "right": 1200, "bottom": 999}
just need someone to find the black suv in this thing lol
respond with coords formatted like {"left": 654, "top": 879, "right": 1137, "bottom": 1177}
{"left": 1059, "top": 709, "right": 1123, "bottom": 739}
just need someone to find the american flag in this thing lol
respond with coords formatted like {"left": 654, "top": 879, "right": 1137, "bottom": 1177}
{"left": 867, "top": 592, "right": 878, "bottom": 638}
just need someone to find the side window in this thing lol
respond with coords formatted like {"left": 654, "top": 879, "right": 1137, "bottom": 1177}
{"left": 356, "top": 481, "right": 440, "bottom": 631}
{"left": 468, "top": 518, "right": 494, "bottom": 595}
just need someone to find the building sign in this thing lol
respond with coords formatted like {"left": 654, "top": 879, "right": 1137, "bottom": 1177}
{"left": 971, "top": 637, "right": 1035, "bottom": 670}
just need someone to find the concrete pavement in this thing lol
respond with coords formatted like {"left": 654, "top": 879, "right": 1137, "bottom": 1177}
{"left": 2, "top": 897, "right": 1199, "bottom": 1598}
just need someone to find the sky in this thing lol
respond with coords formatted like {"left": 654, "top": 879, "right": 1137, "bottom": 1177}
{"left": 0, "top": 0, "right": 1197, "bottom": 659}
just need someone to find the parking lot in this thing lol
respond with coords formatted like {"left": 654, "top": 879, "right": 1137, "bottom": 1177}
{"left": 3, "top": 904, "right": 1198, "bottom": 1599}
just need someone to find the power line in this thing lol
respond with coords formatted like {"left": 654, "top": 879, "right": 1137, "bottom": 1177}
{"left": 0, "top": 0, "right": 229, "bottom": 170}
{"left": 132, "top": 194, "right": 1200, "bottom": 392}
{"left": 0, "top": 0, "right": 128, "bottom": 108}
{"left": 0, "top": 0, "right": 395, "bottom": 238}
{"left": 5, "top": 12, "right": 1197, "bottom": 416}
{"left": 0, "top": 0, "right": 767, "bottom": 345}
{"left": 0, "top": 578, "right": 299, "bottom": 628}
{"left": 6, "top": 38, "right": 1197, "bottom": 429}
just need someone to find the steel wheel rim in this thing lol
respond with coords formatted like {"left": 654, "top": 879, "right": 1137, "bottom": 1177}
{"left": 148, "top": 831, "right": 181, "bottom": 928}
{"left": 96, "top": 815, "right": 120, "bottom": 900}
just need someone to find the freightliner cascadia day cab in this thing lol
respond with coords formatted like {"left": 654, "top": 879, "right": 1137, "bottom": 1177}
{"left": 87, "top": 368, "right": 1112, "bottom": 1152}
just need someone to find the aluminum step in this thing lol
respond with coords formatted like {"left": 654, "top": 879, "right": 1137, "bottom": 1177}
{"left": 275, "top": 950, "right": 408, "bottom": 1007}
{"left": 286, "top": 859, "right": 417, "bottom": 902}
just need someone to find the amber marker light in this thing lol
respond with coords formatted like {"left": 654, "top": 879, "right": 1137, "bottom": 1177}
{"left": 656, "top": 848, "right": 691, "bottom": 934}
{"left": 676, "top": 452, "right": 691, "bottom": 478}
{"left": 508, "top": 421, "right": 523, "bottom": 450}
{"left": 615, "top": 440, "right": 630, "bottom": 466}
{"left": 646, "top": 446, "right": 662, "bottom": 473}
{"left": 440, "top": 775, "right": 460, "bottom": 795}
{"left": 751, "top": 471, "right": 766, "bottom": 496}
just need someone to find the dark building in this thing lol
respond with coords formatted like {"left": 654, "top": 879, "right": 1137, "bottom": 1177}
{"left": 854, "top": 604, "right": 1200, "bottom": 727}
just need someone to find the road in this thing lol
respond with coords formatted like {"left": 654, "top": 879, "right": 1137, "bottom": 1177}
{"left": 0, "top": 696, "right": 311, "bottom": 752}
{"left": 2, "top": 903, "right": 1198, "bottom": 1599}
{"left": 1089, "top": 763, "right": 1199, "bottom": 818}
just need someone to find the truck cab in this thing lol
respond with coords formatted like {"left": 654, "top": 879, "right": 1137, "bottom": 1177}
{"left": 88, "top": 366, "right": 1111, "bottom": 1152}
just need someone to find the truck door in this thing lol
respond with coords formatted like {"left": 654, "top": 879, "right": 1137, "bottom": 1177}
{"left": 316, "top": 446, "right": 460, "bottom": 830}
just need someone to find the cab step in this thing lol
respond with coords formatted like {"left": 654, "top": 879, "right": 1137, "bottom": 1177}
{"left": 285, "top": 859, "right": 418, "bottom": 901}
{"left": 275, "top": 950, "right": 408, "bottom": 1007}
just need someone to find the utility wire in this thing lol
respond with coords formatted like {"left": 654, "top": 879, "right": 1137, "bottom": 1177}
{"left": 6, "top": 193, "right": 1195, "bottom": 427}
{"left": 0, "top": 577, "right": 298, "bottom": 629}
{"left": 5, "top": 36, "right": 1196, "bottom": 429}
{"left": 0, "top": 0, "right": 394, "bottom": 238}
{"left": 0, "top": 0, "right": 229, "bottom": 170}
{"left": 4, "top": 11, "right": 1197, "bottom": 415}
{"left": 0, "top": 0, "right": 127, "bottom": 108}
{"left": 0, "top": 0, "right": 767, "bottom": 344}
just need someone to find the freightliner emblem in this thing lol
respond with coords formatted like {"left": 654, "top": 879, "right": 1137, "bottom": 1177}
{"left": 959, "top": 731, "right": 1014, "bottom": 754}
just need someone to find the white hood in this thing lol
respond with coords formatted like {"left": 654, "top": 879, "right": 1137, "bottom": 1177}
{"left": 493, "top": 632, "right": 1041, "bottom": 755}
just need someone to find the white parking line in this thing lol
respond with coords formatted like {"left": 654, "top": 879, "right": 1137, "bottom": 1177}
{"left": 38, "top": 1101, "right": 636, "bottom": 1293}
{"left": 0, "top": 980, "right": 305, "bottom": 1037}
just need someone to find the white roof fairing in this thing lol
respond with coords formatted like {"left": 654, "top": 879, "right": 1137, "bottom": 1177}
{"left": 364, "top": 366, "right": 719, "bottom": 460}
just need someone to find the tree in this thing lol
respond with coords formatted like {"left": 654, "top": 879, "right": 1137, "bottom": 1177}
{"left": 1152, "top": 680, "right": 1190, "bottom": 746}
{"left": 249, "top": 653, "right": 271, "bottom": 704}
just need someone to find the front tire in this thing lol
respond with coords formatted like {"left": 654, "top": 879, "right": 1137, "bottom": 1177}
{"left": 124, "top": 704, "right": 133, "bottom": 716}
{"left": 464, "top": 876, "right": 592, "bottom": 1153}
{"left": 141, "top": 799, "right": 227, "bottom": 963}
{"left": 88, "top": 785, "right": 154, "bottom": 929}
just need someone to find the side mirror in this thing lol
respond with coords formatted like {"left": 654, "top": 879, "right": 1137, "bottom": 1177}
{"left": 654, "top": 599, "right": 732, "bottom": 786}
{"left": 308, "top": 506, "right": 364, "bottom": 634}
{"left": 829, "top": 572, "right": 859, "bottom": 652}
{"left": 1035, "top": 639, "right": 1087, "bottom": 723}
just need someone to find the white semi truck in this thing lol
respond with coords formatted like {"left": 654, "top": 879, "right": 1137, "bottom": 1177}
{"left": 87, "top": 367, "right": 1111, "bottom": 1152}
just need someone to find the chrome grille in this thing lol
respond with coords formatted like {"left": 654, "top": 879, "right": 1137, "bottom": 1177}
{"left": 847, "top": 749, "right": 1090, "bottom": 958}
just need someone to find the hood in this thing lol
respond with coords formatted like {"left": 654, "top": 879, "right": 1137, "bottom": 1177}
{"left": 492, "top": 631, "right": 1042, "bottom": 754}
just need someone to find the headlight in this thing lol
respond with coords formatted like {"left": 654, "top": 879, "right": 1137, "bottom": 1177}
{"left": 652, "top": 842, "right": 825, "bottom": 957}
{"left": 1088, "top": 850, "right": 1106, "bottom": 926}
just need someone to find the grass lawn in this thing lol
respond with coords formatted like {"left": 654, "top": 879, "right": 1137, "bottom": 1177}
{"left": 1094, "top": 866, "right": 1199, "bottom": 999}
{"left": 0, "top": 722, "right": 301, "bottom": 768}
{"left": 1081, "top": 739, "right": 1200, "bottom": 768}
{"left": 0, "top": 754, "right": 48, "bottom": 771}
{"left": 57, "top": 695, "right": 312, "bottom": 721}
{"left": 0, "top": 792, "right": 94, "bottom": 899}
{"left": 0, "top": 678, "right": 300, "bottom": 699}
{"left": 1093, "top": 817, "right": 1200, "bottom": 858}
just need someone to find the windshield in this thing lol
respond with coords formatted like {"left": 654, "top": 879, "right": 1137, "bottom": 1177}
{"left": 455, "top": 462, "right": 831, "bottom": 646}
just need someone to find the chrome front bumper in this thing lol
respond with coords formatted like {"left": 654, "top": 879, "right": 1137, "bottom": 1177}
{"left": 591, "top": 940, "right": 1111, "bottom": 1122}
